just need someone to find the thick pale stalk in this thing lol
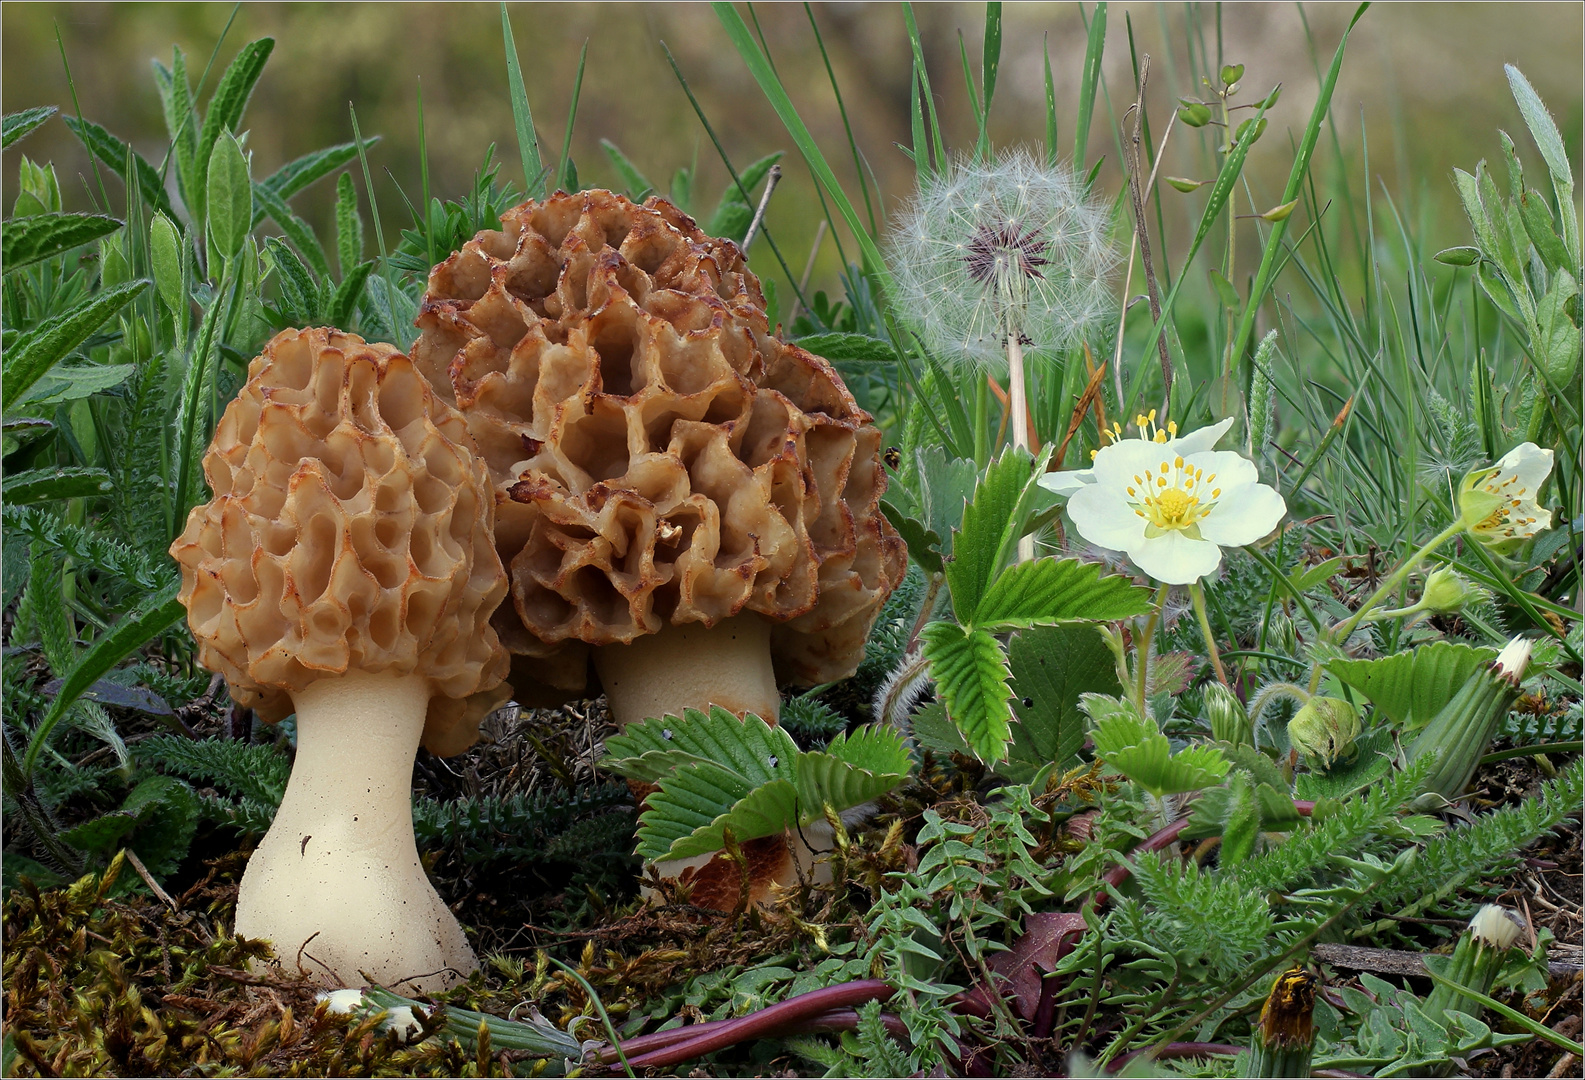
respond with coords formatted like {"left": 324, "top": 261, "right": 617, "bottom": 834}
{"left": 233, "top": 670, "right": 475, "bottom": 992}
{"left": 594, "top": 615, "right": 832, "bottom": 906}
{"left": 1006, "top": 328, "right": 1036, "bottom": 563}
{"left": 594, "top": 614, "right": 780, "bottom": 729}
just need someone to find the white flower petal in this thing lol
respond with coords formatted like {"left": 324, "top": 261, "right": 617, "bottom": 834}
{"left": 1168, "top": 417, "right": 1235, "bottom": 456}
{"left": 1128, "top": 530, "right": 1224, "bottom": 584}
{"left": 1068, "top": 483, "right": 1148, "bottom": 551}
{"left": 1196, "top": 481, "right": 1287, "bottom": 547}
{"left": 1089, "top": 438, "right": 1177, "bottom": 487}
{"left": 1038, "top": 467, "right": 1096, "bottom": 497}
{"left": 1179, "top": 450, "right": 1260, "bottom": 491}
{"left": 1495, "top": 442, "right": 1554, "bottom": 491}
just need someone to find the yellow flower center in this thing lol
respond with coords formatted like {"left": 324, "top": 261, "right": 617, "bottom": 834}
{"left": 1128, "top": 456, "right": 1222, "bottom": 539}
{"left": 1472, "top": 471, "right": 1539, "bottom": 538}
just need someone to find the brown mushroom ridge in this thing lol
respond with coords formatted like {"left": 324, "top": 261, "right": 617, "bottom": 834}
{"left": 412, "top": 190, "right": 906, "bottom": 698}
{"left": 171, "top": 328, "right": 510, "bottom": 755}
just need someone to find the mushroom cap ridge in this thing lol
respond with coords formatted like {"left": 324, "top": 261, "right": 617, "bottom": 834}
{"left": 411, "top": 190, "right": 907, "bottom": 703}
{"left": 170, "top": 328, "right": 510, "bottom": 756}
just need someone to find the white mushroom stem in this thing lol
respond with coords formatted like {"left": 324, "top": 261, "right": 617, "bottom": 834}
{"left": 233, "top": 670, "right": 475, "bottom": 993}
{"left": 593, "top": 614, "right": 780, "bottom": 730}
{"left": 594, "top": 614, "right": 838, "bottom": 907}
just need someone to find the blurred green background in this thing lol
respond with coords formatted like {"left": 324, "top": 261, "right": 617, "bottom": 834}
{"left": 4, "top": 2, "right": 1581, "bottom": 301}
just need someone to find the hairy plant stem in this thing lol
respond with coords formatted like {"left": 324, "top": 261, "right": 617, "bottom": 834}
{"left": 1329, "top": 520, "right": 1467, "bottom": 647}
{"left": 1134, "top": 584, "right": 1171, "bottom": 713}
{"left": 1189, "top": 582, "right": 1229, "bottom": 686}
{"left": 1006, "top": 320, "right": 1036, "bottom": 563}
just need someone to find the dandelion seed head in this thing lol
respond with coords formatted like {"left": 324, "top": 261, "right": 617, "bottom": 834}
{"left": 886, "top": 149, "right": 1120, "bottom": 374}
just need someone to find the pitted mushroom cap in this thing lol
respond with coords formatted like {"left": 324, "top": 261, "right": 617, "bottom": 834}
{"left": 170, "top": 328, "right": 511, "bottom": 755}
{"left": 411, "top": 190, "right": 906, "bottom": 701}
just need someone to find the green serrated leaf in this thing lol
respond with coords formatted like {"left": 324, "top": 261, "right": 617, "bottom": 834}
{"left": 975, "top": 557, "right": 1152, "bottom": 629}
{"left": 603, "top": 708, "right": 798, "bottom": 787}
{"left": 3, "top": 106, "right": 57, "bottom": 149}
{"left": 193, "top": 38, "right": 274, "bottom": 228}
{"left": 945, "top": 446, "right": 1034, "bottom": 623}
{"left": 326, "top": 260, "right": 375, "bottom": 329}
{"left": 1089, "top": 699, "right": 1228, "bottom": 796}
{"left": 1219, "top": 770, "right": 1260, "bottom": 865}
{"left": 257, "top": 140, "right": 372, "bottom": 215}
{"left": 2, "top": 279, "right": 149, "bottom": 409}
{"left": 61, "top": 117, "right": 176, "bottom": 219}
{"left": 922, "top": 621, "right": 1012, "bottom": 763}
{"left": 1328, "top": 642, "right": 1497, "bottom": 733}
{"left": 59, "top": 811, "right": 137, "bottom": 853}
{"left": 335, "top": 172, "right": 364, "bottom": 279}
{"left": 792, "top": 332, "right": 895, "bottom": 364}
{"left": 1, "top": 468, "right": 114, "bottom": 506}
{"left": 2, "top": 213, "right": 122, "bottom": 274}
{"left": 639, "top": 768, "right": 799, "bottom": 862}
{"left": 15, "top": 364, "right": 137, "bottom": 408}
{"left": 254, "top": 183, "right": 330, "bottom": 279}
{"left": 880, "top": 500, "right": 944, "bottom": 575}
{"left": 265, "top": 236, "right": 320, "bottom": 323}
{"left": 1000, "top": 624, "right": 1119, "bottom": 781}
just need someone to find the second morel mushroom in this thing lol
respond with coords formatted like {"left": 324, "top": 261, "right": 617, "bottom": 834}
{"left": 170, "top": 328, "right": 510, "bottom": 991}
{"left": 412, "top": 190, "right": 907, "bottom": 725}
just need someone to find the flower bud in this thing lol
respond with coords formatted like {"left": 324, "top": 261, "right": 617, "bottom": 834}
{"left": 1419, "top": 567, "right": 1475, "bottom": 614}
{"left": 1288, "top": 697, "right": 1360, "bottom": 768}
{"left": 1204, "top": 682, "right": 1253, "bottom": 747}
{"left": 1426, "top": 905, "right": 1528, "bottom": 1019}
{"left": 1268, "top": 611, "right": 1297, "bottom": 657}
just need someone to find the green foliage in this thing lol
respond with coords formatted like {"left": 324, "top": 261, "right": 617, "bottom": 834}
{"left": 1087, "top": 694, "right": 1229, "bottom": 798}
{"left": 1329, "top": 642, "right": 1498, "bottom": 733}
{"left": 602, "top": 708, "right": 909, "bottom": 863}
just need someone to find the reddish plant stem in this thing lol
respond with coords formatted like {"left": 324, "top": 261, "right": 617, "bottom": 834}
{"left": 620, "top": 981, "right": 894, "bottom": 1070}
{"left": 599, "top": 1006, "right": 908, "bottom": 1065}
{"left": 1106, "top": 1042, "right": 1240, "bottom": 1073}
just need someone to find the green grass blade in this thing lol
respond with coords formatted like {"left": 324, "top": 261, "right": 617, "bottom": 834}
{"left": 959, "top": 31, "right": 985, "bottom": 159}
{"left": 22, "top": 584, "right": 185, "bottom": 780}
{"left": 981, "top": 1, "right": 1002, "bottom": 138}
{"left": 500, "top": 2, "right": 545, "bottom": 199}
{"left": 1043, "top": 33, "right": 1058, "bottom": 167}
{"left": 909, "top": 56, "right": 930, "bottom": 185}
{"left": 710, "top": 2, "right": 889, "bottom": 286}
{"left": 1225, "top": 3, "right": 1368, "bottom": 380}
{"left": 901, "top": 3, "right": 947, "bottom": 171}
{"left": 1074, "top": 2, "right": 1108, "bottom": 168}
{"left": 804, "top": 2, "right": 877, "bottom": 236}
{"left": 557, "top": 40, "right": 588, "bottom": 194}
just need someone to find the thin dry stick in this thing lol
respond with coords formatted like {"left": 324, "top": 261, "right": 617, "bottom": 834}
{"left": 1123, "top": 56, "right": 1173, "bottom": 414}
{"left": 124, "top": 849, "right": 178, "bottom": 911}
{"left": 1112, "top": 108, "right": 1176, "bottom": 410}
{"left": 740, "top": 164, "right": 782, "bottom": 252}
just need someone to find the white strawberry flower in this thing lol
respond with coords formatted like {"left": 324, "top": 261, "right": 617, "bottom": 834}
{"left": 1459, "top": 442, "right": 1554, "bottom": 550}
{"left": 1055, "top": 417, "right": 1286, "bottom": 584}
{"left": 1040, "top": 414, "right": 1236, "bottom": 496}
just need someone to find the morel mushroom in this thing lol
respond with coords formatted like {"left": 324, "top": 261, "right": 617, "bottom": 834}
{"left": 412, "top": 189, "right": 906, "bottom": 729}
{"left": 170, "top": 328, "right": 509, "bottom": 991}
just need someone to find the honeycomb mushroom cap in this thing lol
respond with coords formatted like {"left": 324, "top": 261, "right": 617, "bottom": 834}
{"left": 412, "top": 190, "right": 906, "bottom": 702}
{"left": 170, "top": 328, "right": 510, "bottom": 755}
